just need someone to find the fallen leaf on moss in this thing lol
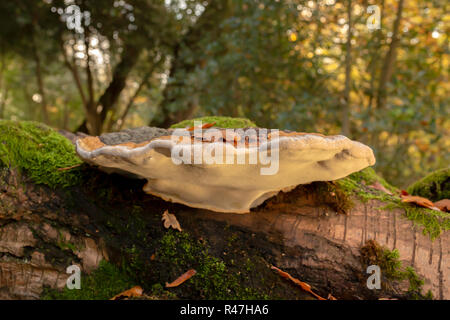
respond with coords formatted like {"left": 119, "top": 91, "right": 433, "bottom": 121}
{"left": 162, "top": 210, "right": 182, "bottom": 232}
{"left": 57, "top": 163, "right": 82, "bottom": 171}
{"left": 400, "top": 190, "right": 409, "bottom": 196}
{"left": 271, "top": 266, "right": 327, "bottom": 300}
{"left": 400, "top": 194, "right": 440, "bottom": 210}
{"left": 368, "top": 181, "right": 393, "bottom": 195}
{"left": 187, "top": 122, "right": 216, "bottom": 131}
{"left": 166, "top": 269, "right": 197, "bottom": 288}
{"left": 110, "top": 286, "right": 143, "bottom": 300}
{"left": 434, "top": 199, "right": 450, "bottom": 212}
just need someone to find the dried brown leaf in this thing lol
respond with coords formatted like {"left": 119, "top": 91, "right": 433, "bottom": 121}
{"left": 166, "top": 269, "right": 197, "bottom": 288}
{"left": 271, "top": 266, "right": 327, "bottom": 300}
{"left": 434, "top": 199, "right": 450, "bottom": 212}
{"left": 368, "top": 181, "right": 393, "bottom": 195}
{"left": 400, "top": 194, "right": 438, "bottom": 210}
{"left": 187, "top": 122, "right": 217, "bottom": 131}
{"left": 162, "top": 210, "right": 182, "bottom": 232}
{"left": 110, "top": 286, "right": 143, "bottom": 300}
{"left": 57, "top": 164, "right": 82, "bottom": 171}
{"left": 400, "top": 190, "right": 409, "bottom": 196}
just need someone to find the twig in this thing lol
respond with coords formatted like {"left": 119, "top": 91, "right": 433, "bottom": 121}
{"left": 57, "top": 164, "right": 82, "bottom": 171}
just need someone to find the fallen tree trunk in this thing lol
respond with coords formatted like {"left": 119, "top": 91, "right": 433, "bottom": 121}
{"left": 0, "top": 123, "right": 448, "bottom": 300}
{"left": 182, "top": 195, "right": 448, "bottom": 299}
{"left": 0, "top": 165, "right": 447, "bottom": 300}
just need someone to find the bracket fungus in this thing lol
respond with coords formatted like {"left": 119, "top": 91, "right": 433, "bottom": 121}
{"left": 76, "top": 125, "right": 375, "bottom": 213}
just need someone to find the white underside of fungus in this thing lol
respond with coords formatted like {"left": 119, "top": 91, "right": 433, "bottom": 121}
{"left": 76, "top": 129, "right": 375, "bottom": 213}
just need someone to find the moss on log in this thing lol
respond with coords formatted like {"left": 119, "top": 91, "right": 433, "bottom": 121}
{"left": 407, "top": 168, "right": 449, "bottom": 202}
{"left": 0, "top": 120, "right": 83, "bottom": 188}
{"left": 170, "top": 116, "right": 257, "bottom": 129}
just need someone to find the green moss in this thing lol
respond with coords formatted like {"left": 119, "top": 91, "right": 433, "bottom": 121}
{"left": 335, "top": 167, "right": 448, "bottom": 240}
{"left": 407, "top": 168, "right": 449, "bottom": 201}
{"left": 56, "top": 240, "right": 78, "bottom": 253}
{"left": 382, "top": 200, "right": 450, "bottom": 240}
{"left": 170, "top": 116, "right": 257, "bottom": 129}
{"left": 41, "top": 260, "right": 137, "bottom": 300}
{"left": 153, "top": 230, "right": 267, "bottom": 299}
{"left": 316, "top": 181, "right": 354, "bottom": 214}
{"left": 0, "top": 120, "right": 83, "bottom": 188}
{"left": 336, "top": 167, "right": 398, "bottom": 203}
{"left": 380, "top": 247, "right": 403, "bottom": 279}
{"left": 380, "top": 249, "right": 432, "bottom": 299}
{"left": 361, "top": 240, "right": 432, "bottom": 299}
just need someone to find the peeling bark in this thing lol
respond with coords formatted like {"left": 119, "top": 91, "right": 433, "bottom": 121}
{"left": 0, "top": 169, "right": 108, "bottom": 299}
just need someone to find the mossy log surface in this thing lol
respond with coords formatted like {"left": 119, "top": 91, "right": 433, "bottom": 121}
{"left": 407, "top": 168, "right": 449, "bottom": 202}
{"left": 0, "top": 120, "right": 448, "bottom": 300}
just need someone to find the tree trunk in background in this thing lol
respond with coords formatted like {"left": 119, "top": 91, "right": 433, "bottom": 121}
{"left": 111, "top": 57, "right": 163, "bottom": 132}
{"left": 366, "top": 0, "right": 385, "bottom": 113}
{"left": 87, "top": 44, "right": 142, "bottom": 135}
{"left": 0, "top": 52, "right": 7, "bottom": 118}
{"left": 63, "top": 42, "right": 142, "bottom": 135}
{"left": 151, "top": 1, "right": 232, "bottom": 128}
{"left": 113, "top": 71, "right": 151, "bottom": 132}
{"left": 0, "top": 87, "right": 9, "bottom": 119}
{"left": 376, "top": 0, "right": 405, "bottom": 110}
{"left": 61, "top": 98, "right": 70, "bottom": 130}
{"left": 84, "top": 31, "right": 96, "bottom": 134}
{"left": 342, "top": 0, "right": 352, "bottom": 137}
{"left": 30, "top": 30, "right": 49, "bottom": 124}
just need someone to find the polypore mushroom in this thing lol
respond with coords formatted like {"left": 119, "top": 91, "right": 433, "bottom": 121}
{"left": 76, "top": 125, "right": 375, "bottom": 213}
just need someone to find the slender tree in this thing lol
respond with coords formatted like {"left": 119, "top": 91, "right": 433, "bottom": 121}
{"left": 150, "top": 0, "right": 232, "bottom": 128}
{"left": 376, "top": 0, "right": 405, "bottom": 110}
{"left": 342, "top": 0, "right": 352, "bottom": 137}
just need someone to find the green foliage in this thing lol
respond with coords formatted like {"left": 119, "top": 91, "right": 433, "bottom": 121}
{"left": 407, "top": 168, "right": 449, "bottom": 201}
{"left": 381, "top": 250, "right": 432, "bottom": 300}
{"left": 336, "top": 167, "right": 398, "bottom": 202}
{"left": 361, "top": 241, "right": 432, "bottom": 299}
{"left": 337, "top": 167, "right": 449, "bottom": 240}
{"left": 383, "top": 201, "right": 450, "bottom": 240}
{"left": 41, "top": 260, "right": 136, "bottom": 300}
{"left": 379, "top": 248, "right": 432, "bottom": 299}
{"left": 159, "top": 0, "right": 449, "bottom": 187}
{"left": 379, "top": 248, "right": 403, "bottom": 280}
{"left": 170, "top": 116, "right": 257, "bottom": 129}
{"left": 0, "top": 120, "right": 83, "bottom": 188}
